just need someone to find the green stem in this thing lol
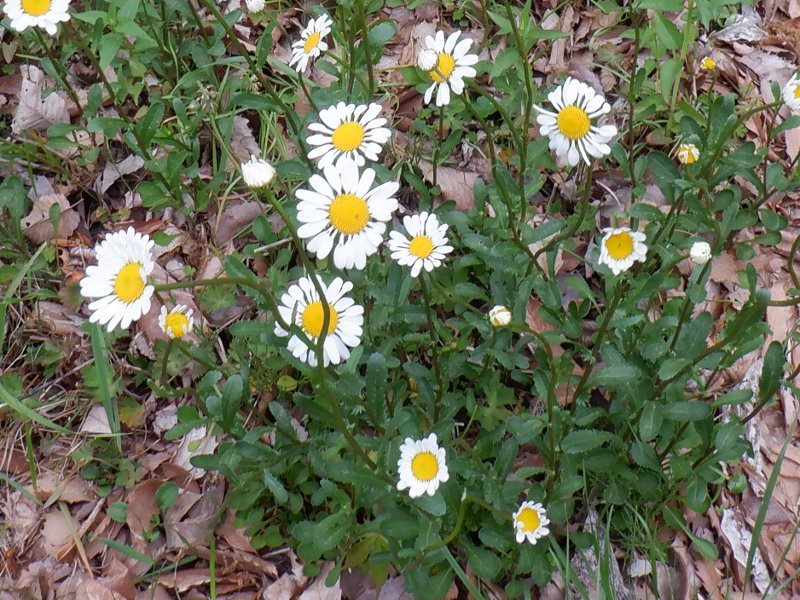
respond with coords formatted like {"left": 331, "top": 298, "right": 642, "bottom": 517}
{"left": 296, "top": 71, "right": 319, "bottom": 114}
{"left": 33, "top": 28, "right": 83, "bottom": 114}
{"left": 570, "top": 281, "right": 624, "bottom": 404}
{"left": 357, "top": 0, "right": 375, "bottom": 96}
{"left": 626, "top": 5, "right": 641, "bottom": 186}
{"left": 159, "top": 338, "right": 175, "bottom": 385}
{"left": 668, "top": 262, "right": 711, "bottom": 353}
{"left": 432, "top": 106, "right": 444, "bottom": 190}
{"left": 668, "top": 0, "right": 694, "bottom": 130}
{"left": 420, "top": 273, "right": 444, "bottom": 416}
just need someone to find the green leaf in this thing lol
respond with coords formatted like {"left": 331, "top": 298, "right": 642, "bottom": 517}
{"left": 638, "top": 401, "right": 663, "bottom": 442}
{"left": 630, "top": 441, "right": 661, "bottom": 471}
{"left": 156, "top": 482, "right": 179, "bottom": 510}
{"left": 365, "top": 352, "right": 388, "bottom": 421}
{"left": 637, "top": 0, "right": 683, "bottom": 8}
{"left": 560, "top": 430, "right": 617, "bottom": 454}
{"left": 366, "top": 20, "right": 396, "bottom": 48}
{"left": 662, "top": 401, "right": 711, "bottom": 421}
{"left": 263, "top": 470, "right": 289, "bottom": 504}
{"left": 221, "top": 375, "right": 244, "bottom": 428}
{"left": 758, "top": 341, "right": 785, "bottom": 405}
{"left": 675, "top": 312, "right": 712, "bottom": 358}
{"left": 653, "top": 14, "right": 682, "bottom": 50}
{"left": 658, "top": 357, "right": 691, "bottom": 380}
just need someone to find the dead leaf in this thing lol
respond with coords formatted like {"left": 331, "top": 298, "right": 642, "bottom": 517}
{"left": 230, "top": 115, "right": 261, "bottom": 164}
{"left": 299, "top": 562, "right": 341, "bottom": 600}
{"left": 720, "top": 508, "right": 770, "bottom": 592}
{"left": 33, "top": 300, "right": 84, "bottom": 336}
{"left": 21, "top": 193, "right": 80, "bottom": 244}
{"left": 418, "top": 161, "right": 480, "bottom": 210}
{"left": 93, "top": 155, "right": 146, "bottom": 196}
{"left": 40, "top": 511, "right": 74, "bottom": 560}
{"left": 172, "top": 426, "right": 219, "bottom": 479}
{"left": 125, "top": 479, "right": 162, "bottom": 550}
{"left": 34, "top": 472, "right": 95, "bottom": 504}
{"left": 211, "top": 200, "right": 264, "bottom": 246}
{"left": 81, "top": 405, "right": 112, "bottom": 435}
{"left": 12, "top": 65, "right": 71, "bottom": 133}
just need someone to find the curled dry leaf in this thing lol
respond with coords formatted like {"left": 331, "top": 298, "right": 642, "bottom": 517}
{"left": 93, "top": 154, "right": 146, "bottom": 196}
{"left": 720, "top": 508, "right": 770, "bottom": 592}
{"left": 40, "top": 511, "right": 74, "bottom": 561}
{"left": 211, "top": 200, "right": 264, "bottom": 246}
{"left": 80, "top": 405, "right": 112, "bottom": 435}
{"left": 418, "top": 160, "right": 480, "bottom": 211}
{"left": 34, "top": 472, "right": 95, "bottom": 504}
{"left": 230, "top": 115, "right": 261, "bottom": 164}
{"left": 21, "top": 194, "right": 80, "bottom": 244}
{"left": 12, "top": 65, "right": 71, "bottom": 133}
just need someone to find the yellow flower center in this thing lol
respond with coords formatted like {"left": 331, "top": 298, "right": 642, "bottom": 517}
{"left": 304, "top": 31, "right": 321, "bottom": 54}
{"left": 165, "top": 312, "right": 189, "bottom": 338}
{"left": 411, "top": 451, "right": 438, "bottom": 481}
{"left": 329, "top": 193, "right": 370, "bottom": 235}
{"left": 21, "top": 0, "right": 51, "bottom": 16}
{"left": 429, "top": 53, "right": 455, "bottom": 82}
{"left": 793, "top": 86, "right": 800, "bottom": 100}
{"left": 556, "top": 105, "right": 591, "bottom": 140}
{"left": 114, "top": 262, "right": 146, "bottom": 303}
{"left": 331, "top": 121, "right": 365, "bottom": 152}
{"left": 301, "top": 301, "right": 338, "bottom": 338}
{"left": 605, "top": 231, "right": 634, "bottom": 260}
{"left": 701, "top": 57, "right": 716, "bottom": 70}
{"left": 516, "top": 507, "right": 541, "bottom": 533}
{"left": 409, "top": 236, "right": 434, "bottom": 259}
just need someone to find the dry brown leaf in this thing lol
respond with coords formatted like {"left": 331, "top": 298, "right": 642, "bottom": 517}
{"left": 40, "top": 511, "right": 74, "bottom": 560}
{"left": 21, "top": 193, "right": 80, "bottom": 244}
{"left": 76, "top": 578, "right": 123, "bottom": 600}
{"left": 93, "top": 155, "right": 146, "bottom": 196}
{"left": 262, "top": 551, "right": 308, "bottom": 600}
{"left": 34, "top": 472, "right": 95, "bottom": 504}
{"left": 230, "top": 115, "right": 261, "bottom": 164}
{"left": 125, "top": 479, "right": 163, "bottom": 550}
{"left": 81, "top": 405, "right": 112, "bottom": 435}
{"left": 32, "top": 300, "right": 84, "bottom": 336}
{"left": 766, "top": 279, "right": 794, "bottom": 344}
{"left": 211, "top": 200, "right": 264, "bottom": 246}
{"left": 12, "top": 65, "right": 71, "bottom": 133}
{"left": 418, "top": 161, "right": 480, "bottom": 211}
{"left": 299, "top": 562, "right": 341, "bottom": 600}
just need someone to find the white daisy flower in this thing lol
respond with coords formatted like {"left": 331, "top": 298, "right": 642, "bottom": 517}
{"left": 417, "top": 48, "right": 439, "bottom": 72}
{"left": 597, "top": 227, "right": 647, "bottom": 276}
{"left": 676, "top": 143, "right": 699, "bottom": 165}
{"left": 241, "top": 155, "right": 275, "bottom": 188}
{"left": 79, "top": 227, "right": 155, "bottom": 332}
{"left": 306, "top": 102, "right": 391, "bottom": 170}
{"left": 513, "top": 501, "right": 550, "bottom": 545}
{"left": 158, "top": 304, "right": 194, "bottom": 339}
{"left": 421, "top": 30, "right": 478, "bottom": 107}
{"left": 690, "top": 241, "right": 712, "bottom": 266}
{"left": 245, "top": 0, "right": 265, "bottom": 12}
{"left": 396, "top": 433, "right": 449, "bottom": 498}
{"left": 782, "top": 73, "right": 800, "bottom": 112}
{"left": 296, "top": 159, "right": 399, "bottom": 270}
{"left": 274, "top": 275, "right": 364, "bottom": 367}
{"left": 488, "top": 305, "right": 512, "bottom": 327}
{"left": 289, "top": 14, "right": 333, "bottom": 73}
{"left": 3, "top": 0, "right": 70, "bottom": 35}
{"left": 534, "top": 77, "right": 618, "bottom": 167}
{"left": 388, "top": 212, "right": 454, "bottom": 277}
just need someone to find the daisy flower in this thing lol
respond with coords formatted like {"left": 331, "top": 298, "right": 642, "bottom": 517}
{"left": 289, "top": 14, "right": 333, "bottom": 73}
{"left": 3, "top": 0, "right": 70, "bottom": 35}
{"left": 676, "top": 143, "right": 700, "bottom": 165}
{"left": 245, "top": 0, "right": 264, "bottom": 12}
{"left": 241, "top": 155, "right": 275, "bottom": 188}
{"left": 690, "top": 241, "right": 712, "bottom": 265}
{"left": 274, "top": 275, "right": 364, "bottom": 367}
{"left": 79, "top": 227, "right": 155, "bottom": 332}
{"left": 396, "top": 433, "right": 449, "bottom": 498}
{"left": 597, "top": 227, "right": 647, "bottom": 276}
{"left": 782, "top": 73, "right": 800, "bottom": 112}
{"left": 388, "top": 211, "right": 454, "bottom": 277}
{"left": 534, "top": 77, "right": 618, "bottom": 166}
{"left": 296, "top": 158, "right": 399, "bottom": 270}
{"left": 420, "top": 30, "right": 478, "bottom": 107}
{"left": 306, "top": 102, "right": 391, "bottom": 170}
{"left": 513, "top": 501, "right": 550, "bottom": 545}
{"left": 488, "top": 305, "right": 512, "bottom": 327}
{"left": 699, "top": 56, "right": 716, "bottom": 71}
{"left": 159, "top": 305, "right": 194, "bottom": 339}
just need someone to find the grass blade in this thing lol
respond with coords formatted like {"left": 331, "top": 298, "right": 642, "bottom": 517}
{"left": 90, "top": 323, "right": 121, "bottom": 452}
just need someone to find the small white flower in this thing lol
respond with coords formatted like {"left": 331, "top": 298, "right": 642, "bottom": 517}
{"left": 421, "top": 30, "right": 478, "bottom": 107}
{"left": 783, "top": 73, "right": 800, "bottom": 112}
{"left": 676, "top": 143, "right": 699, "bottom": 165}
{"left": 296, "top": 158, "right": 399, "bottom": 270}
{"left": 289, "top": 14, "right": 333, "bottom": 73}
{"left": 417, "top": 48, "right": 439, "bottom": 72}
{"left": 387, "top": 211, "right": 454, "bottom": 277}
{"left": 3, "top": 0, "right": 70, "bottom": 35}
{"left": 513, "top": 501, "right": 550, "bottom": 545}
{"left": 274, "top": 275, "right": 364, "bottom": 367}
{"left": 79, "top": 227, "right": 155, "bottom": 332}
{"left": 535, "top": 77, "right": 618, "bottom": 167}
{"left": 241, "top": 155, "right": 275, "bottom": 188}
{"left": 159, "top": 304, "right": 194, "bottom": 339}
{"left": 396, "top": 433, "right": 449, "bottom": 498}
{"left": 690, "top": 241, "right": 712, "bottom": 265}
{"left": 597, "top": 227, "right": 647, "bottom": 276}
{"left": 488, "top": 305, "right": 512, "bottom": 327}
{"left": 306, "top": 102, "right": 391, "bottom": 170}
{"left": 245, "top": 0, "right": 265, "bottom": 12}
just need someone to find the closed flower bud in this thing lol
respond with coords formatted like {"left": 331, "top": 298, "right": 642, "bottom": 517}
{"left": 488, "top": 305, "right": 512, "bottom": 327}
{"left": 690, "top": 241, "right": 712, "bottom": 265}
